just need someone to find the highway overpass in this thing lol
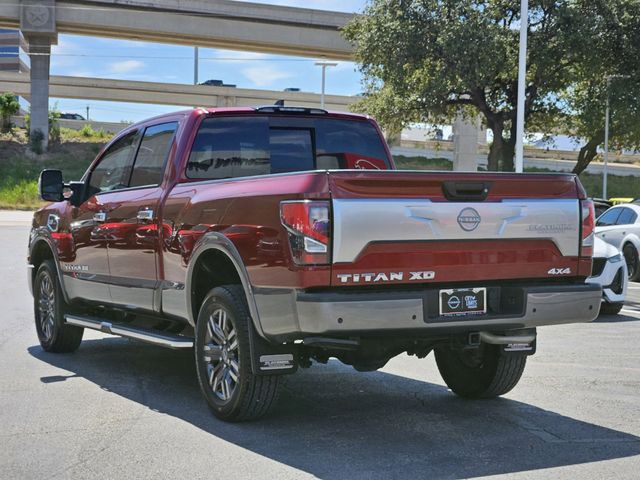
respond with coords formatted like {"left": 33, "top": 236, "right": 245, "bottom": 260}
{"left": 0, "top": 71, "right": 357, "bottom": 111}
{"left": 0, "top": 0, "right": 355, "bottom": 148}
{"left": 0, "top": 0, "right": 354, "bottom": 59}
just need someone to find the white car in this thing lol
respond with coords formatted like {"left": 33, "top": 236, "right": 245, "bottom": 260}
{"left": 595, "top": 203, "right": 640, "bottom": 282}
{"left": 587, "top": 237, "right": 628, "bottom": 315}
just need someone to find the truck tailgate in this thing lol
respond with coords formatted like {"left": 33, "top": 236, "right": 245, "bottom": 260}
{"left": 328, "top": 171, "right": 587, "bottom": 286}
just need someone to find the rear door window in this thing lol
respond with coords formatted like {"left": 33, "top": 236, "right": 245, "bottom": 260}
{"left": 129, "top": 122, "right": 178, "bottom": 188}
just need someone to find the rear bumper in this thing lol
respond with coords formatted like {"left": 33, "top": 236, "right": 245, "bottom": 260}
{"left": 254, "top": 283, "right": 602, "bottom": 340}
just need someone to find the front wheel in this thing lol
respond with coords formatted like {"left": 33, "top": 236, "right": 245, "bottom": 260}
{"left": 33, "top": 260, "right": 84, "bottom": 353}
{"left": 435, "top": 344, "right": 526, "bottom": 399}
{"left": 599, "top": 302, "right": 624, "bottom": 315}
{"left": 194, "top": 285, "right": 280, "bottom": 422}
{"left": 623, "top": 243, "right": 640, "bottom": 282}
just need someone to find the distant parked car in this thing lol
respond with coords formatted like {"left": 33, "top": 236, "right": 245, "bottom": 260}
{"left": 59, "top": 113, "right": 85, "bottom": 120}
{"left": 200, "top": 79, "right": 236, "bottom": 87}
{"left": 609, "top": 197, "right": 634, "bottom": 205}
{"left": 592, "top": 198, "right": 612, "bottom": 219}
{"left": 283, "top": 87, "right": 300, "bottom": 92}
{"left": 595, "top": 203, "right": 640, "bottom": 281}
{"left": 587, "top": 237, "right": 628, "bottom": 315}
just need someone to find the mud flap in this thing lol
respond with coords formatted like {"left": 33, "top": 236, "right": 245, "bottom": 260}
{"left": 500, "top": 328, "right": 537, "bottom": 356}
{"left": 248, "top": 319, "right": 298, "bottom": 375}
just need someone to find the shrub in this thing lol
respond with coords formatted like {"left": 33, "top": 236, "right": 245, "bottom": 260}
{"left": 79, "top": 124, "right": 95, "bottom": 137}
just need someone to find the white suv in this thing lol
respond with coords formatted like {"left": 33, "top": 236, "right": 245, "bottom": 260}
{"left": 587, "top": 237, "right": 628, "bottom": 315}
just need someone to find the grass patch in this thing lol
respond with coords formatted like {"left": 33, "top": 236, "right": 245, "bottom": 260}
{"left": 525, "top": 167, "right": 640, "bottom": 198}
{"left": 0, "top": 127, "right": 109, "bottom": 209}
{"left": 393, "top": 155, "right": 453, "bottom": 170}
{"left": 392, "top": 155, "right": 640, "bottom": 199}
{"left": 0, "top": 180, "right": 40, "bottom": 210}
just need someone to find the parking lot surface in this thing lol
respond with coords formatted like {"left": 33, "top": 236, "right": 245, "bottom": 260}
{"left": 1, "top": 216, "right": 639, "bottom": 479}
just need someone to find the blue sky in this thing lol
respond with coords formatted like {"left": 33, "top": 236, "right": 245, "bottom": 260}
{"left": 47, "top": 0, "right": 369, "bottom": 123}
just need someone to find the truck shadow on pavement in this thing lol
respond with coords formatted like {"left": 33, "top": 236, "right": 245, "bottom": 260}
{"left": 595, "top": 310, "right": 640, "bottom": 323}
{"left": 28, "top": 339, "right": 640, "bottom": 480}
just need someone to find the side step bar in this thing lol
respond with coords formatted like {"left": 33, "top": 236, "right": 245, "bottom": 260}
{"left": 64, "top": 315, "right": 194, "bottom": 349}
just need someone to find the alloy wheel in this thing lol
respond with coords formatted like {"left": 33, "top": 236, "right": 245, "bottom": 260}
{"left": 38, "top": 272, "right": 56, "bottom": 341}
{"left": 623, "top": 244, "right": 638, "bottom": 279}
{"left": 203, "top": 308, "right": 240, "bottom": 402}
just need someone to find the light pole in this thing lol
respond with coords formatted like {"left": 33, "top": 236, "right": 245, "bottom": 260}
{"left": 315, "top": 61, "right": 337, "bottom": 109}
{"left": 194, "top": 46, "right": 199, "bottom": 85}
{"left": 514, "top": 0, "right": 528, "bottom": 173}
{"left": 603, "top": 74, "right": 630, "bottom": 199}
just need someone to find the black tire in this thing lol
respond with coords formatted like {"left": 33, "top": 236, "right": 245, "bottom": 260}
{"left": 599, "top": 302, "right": 624, "bottom": 315}
{"left": 435, "top": 344, "right": 526, "bottom": 399}
{"left": 623, "top": 243, "right": 640, "bottom": 282}
{"left": 33, "top": 260, "right": 84, "bottom": 353}
{"left": 194, "top": 284, "right": 280, "bottom": 422}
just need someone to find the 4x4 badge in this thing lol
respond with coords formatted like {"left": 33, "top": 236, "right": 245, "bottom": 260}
{"left": 457, "top": 208, "right": 481, "bottom": 231}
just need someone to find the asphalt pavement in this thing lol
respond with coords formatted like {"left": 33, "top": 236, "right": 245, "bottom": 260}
{"left": 1, "top": 213, "right": 639, "bottom": 479}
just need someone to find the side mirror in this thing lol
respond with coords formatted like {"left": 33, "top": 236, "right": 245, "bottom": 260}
{"left": 38, "top": 169, "right": 64, "bottom": 202}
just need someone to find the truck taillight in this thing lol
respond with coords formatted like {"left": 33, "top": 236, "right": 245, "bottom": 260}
{"left": 280, "top": 200, "right": 331, "bottom": 265}
{"left": 581, "top": 199, "right": 595, "bottom": 257}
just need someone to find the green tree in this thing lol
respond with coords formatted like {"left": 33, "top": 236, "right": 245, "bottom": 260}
{"left": 562, "top": 0, "right": 640, "bottom": 175}
{"left": 0, "top": 92, "right": 20, "bottom": 131}
{"left": 344, "top": 0, "right": 593, "bottom": 171}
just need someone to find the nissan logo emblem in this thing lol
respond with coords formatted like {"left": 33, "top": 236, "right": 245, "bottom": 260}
{"left": 457, "top": 208, "right": 481, "bottom": 231}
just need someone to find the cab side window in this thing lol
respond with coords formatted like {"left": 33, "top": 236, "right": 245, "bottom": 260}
{"left": 130, "top": 122, "right": 178, "bottom": 188}
{"left": 88, "top": 131, "right": 138, "bottom": 195}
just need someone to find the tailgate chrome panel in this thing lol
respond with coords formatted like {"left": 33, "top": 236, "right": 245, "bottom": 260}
{"left": 332, "top": 198, "right": 580, "bottom": 263}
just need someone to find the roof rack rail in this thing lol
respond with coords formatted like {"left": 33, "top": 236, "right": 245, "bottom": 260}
{"left": 255, "top": 105, "right": 328, "bottom": 114}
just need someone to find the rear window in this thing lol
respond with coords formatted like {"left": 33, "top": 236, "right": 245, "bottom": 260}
{"left": 617, "top": 208, "right": 638, "bottom": 225}
{"left": 186, "top": 115, "right": 389, "bottom": 180}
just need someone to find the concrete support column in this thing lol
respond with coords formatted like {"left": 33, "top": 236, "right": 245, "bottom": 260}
{"left": 20, "top": 0, "right": 57, "bottom": 151}
{"left": 452, "top": 113, "right": 481, "bottom": 171}
{"left": 27, "top": 37, "right": 51, "bottom": 148}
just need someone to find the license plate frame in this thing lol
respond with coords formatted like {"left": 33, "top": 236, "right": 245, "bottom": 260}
{"left": 439, "top": 287, "right": 487, "bottom": 317}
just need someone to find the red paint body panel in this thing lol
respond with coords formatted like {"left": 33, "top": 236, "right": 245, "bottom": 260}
{"left": 162, "top": 172, "right": 333, "bottom": 290}
{"left": 328, "top": 171, "right": 581, "bottom": 200}
{"left": 332, "top": 240, "right": 578, "bottom": 286}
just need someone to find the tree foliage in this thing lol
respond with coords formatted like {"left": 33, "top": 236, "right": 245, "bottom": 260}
{"left": 562, "top": 0, "right": 640, "bottom": 174}
{"left": 0, "top": 92, "right": 20, "bottom": 132}
{"left": 343, "top": 0, "right": 635, "bottom": 172}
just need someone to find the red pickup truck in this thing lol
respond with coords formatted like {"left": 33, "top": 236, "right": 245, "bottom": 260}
{"left": 29, "top": 106, "right": 601, "bottom": 421}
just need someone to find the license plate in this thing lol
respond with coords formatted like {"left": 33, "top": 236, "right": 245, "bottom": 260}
{"left": 439, "top": 288, "right": 487, "bottom": 316}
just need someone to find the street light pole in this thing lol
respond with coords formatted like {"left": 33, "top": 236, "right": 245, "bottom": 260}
{"left": 603, "top": 74, "right": 630, "bottom": 199}
{"left": 514, "top": 0, "right": 528, "bottom": 173}
{"left": 603, "top": 77, "right": 611, "bottom": 199}
{"left": 194, "top": 46, "right": 199, "bottom": 85}
{"left": 315, "top": 61, "right": 337, "bottom": 109}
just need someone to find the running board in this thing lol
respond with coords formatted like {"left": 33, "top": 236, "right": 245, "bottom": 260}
{"left": 64, "top": 315, "right": 194, "bottom": 349}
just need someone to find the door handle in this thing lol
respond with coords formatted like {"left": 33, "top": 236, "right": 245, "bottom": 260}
{"left": 93, "top": 212, "right": 106, "bottom": 222}
{"left": 137, "top": 209, "right": 154, "bottom": 222}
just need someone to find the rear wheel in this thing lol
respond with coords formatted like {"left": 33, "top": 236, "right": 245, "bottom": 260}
{"left": 33, "top": 260, "right": 84, "bottom": 353}
{"left": 623, "top": 243, "right": 640, "bottom": 281}
{"left": 195, "top": 285, "right": 280, "bottom": 422}
{"left": 435, "top": 344, "right": 526, "bottom": 398}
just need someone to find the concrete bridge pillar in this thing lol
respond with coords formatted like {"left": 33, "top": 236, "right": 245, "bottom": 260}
{"left": 452, "top": 113, "right": 482, "bottom": 171}
{"left": 20, "top": 0, "right": 57, "bottom": 150}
